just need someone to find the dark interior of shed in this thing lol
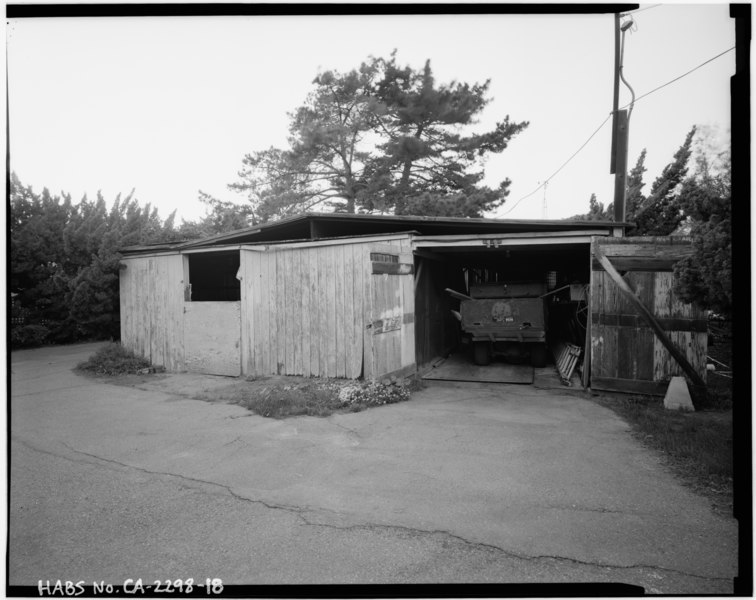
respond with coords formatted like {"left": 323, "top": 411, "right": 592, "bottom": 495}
{"left": 187, "top": 251, "right": 241, "bottom": 301}
{"left": 414, "top": 243, "right": 591, "bottom": 371}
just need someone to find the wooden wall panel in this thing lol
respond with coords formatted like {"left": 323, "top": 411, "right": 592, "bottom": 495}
{"left": 334, "top": 245, "right": 346, "bottom": 377}
{"left": 590, "top": 238, "right": 708, "bottom": 395}
{"left": 184, "top": 302, "right": 241, "bottom": 376}
{"left": 348, "top": 244, "right": 364, "bottom": 378}
{"left": 240, "top": 237, "right": 414, "bottom": 379}
{"left": 119, "top": 254, "right": 185, "bottom": 371}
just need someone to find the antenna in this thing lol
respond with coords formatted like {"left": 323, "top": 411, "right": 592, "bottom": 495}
{"left": 541, "top": 181, "right": 548, "bottom": 219}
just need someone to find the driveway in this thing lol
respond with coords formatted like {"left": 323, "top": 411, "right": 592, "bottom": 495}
{"left": 9, "top": 343, "right": 738, "bottom": 592}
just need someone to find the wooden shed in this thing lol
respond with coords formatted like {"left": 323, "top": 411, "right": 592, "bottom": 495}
{"left": 119, "top": 213, "right": 707, "bottom": 394}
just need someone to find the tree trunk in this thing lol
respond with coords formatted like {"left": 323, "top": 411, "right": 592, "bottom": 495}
{"left": 395, "top": 125, "right": 424, "bottom": 215}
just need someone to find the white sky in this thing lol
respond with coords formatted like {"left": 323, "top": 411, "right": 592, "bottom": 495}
{"left": 7, "top": 5, "right": 736, "bottom": 224}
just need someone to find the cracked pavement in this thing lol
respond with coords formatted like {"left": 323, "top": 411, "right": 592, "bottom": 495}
{"left": 9, "top": 343, "right": 738, "bottom": 592}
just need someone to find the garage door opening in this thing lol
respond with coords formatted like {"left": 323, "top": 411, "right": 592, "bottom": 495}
{"left": 414, "top": 242, "right": 591, "bottom": 386}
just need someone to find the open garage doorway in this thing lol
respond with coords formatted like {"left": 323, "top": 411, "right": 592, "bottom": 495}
{"left": 413, "top": 237, "right": 592, "bottom": 387}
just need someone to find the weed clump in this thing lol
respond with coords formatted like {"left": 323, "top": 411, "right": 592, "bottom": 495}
{"left": 77, "top": 343, "right": 160, "bottom": 376}
{"left": 241, "top": 380, "right": 413, "bottom": 419}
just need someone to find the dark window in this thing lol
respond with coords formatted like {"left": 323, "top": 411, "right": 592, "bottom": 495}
{"left": 187, "top": 251, "right": 240, "bottom": 301}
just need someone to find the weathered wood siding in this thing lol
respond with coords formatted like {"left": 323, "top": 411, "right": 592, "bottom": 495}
{"left": 184, "top": 302, "right": 241, "bottom": 376}
{"left": 364, "top": 244, "right": 416, "bottom": 381}
{"left": 239, "top": 237, "right": 414, "bottom": 379}
{"left": 119, "top": 254, "right": 186, "bottom": 371}
{"left": 590, "top": 237, "right": 707, "bottom": 395}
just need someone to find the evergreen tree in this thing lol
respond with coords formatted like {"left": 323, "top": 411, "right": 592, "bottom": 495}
{"left": 625, "top": 149, "right": 647, "bottom": 220}
{"left": 10, "top": 176, "right": 77, "bottom": 341}
{"left": 628, "top": 127, "right": 695, "bottom": 236}
{"left": 673, "top": 136, "right": 731, "bottom": 316}
{"left": 230, "top": 53, "right": 528, "bottom": 219}
{"left": 10, "top": 174, "right": 181, "bottom": 345}
{"left": 367, "top": 54, "right": 529, "bottom": 215}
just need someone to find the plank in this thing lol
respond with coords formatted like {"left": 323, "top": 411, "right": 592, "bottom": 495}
{"left": 238, "top": 251, "right": 250, "bottom": 375}
{"left": 283, "top": 250, "right": 294, "bottom": 375}
{"left": 155, "top": 257, "right": 166, "bottom": 368}
{"left": 294, "top": 249, "right": 304, "bottom": 375}
{"left": 653, "top": 271, "right": 674, "bottom": 318}
{"left": 591, "top": 376, "right": 669, "bottom": 396}
{"left": 592, "top": 324, "right": 618, "bottom": 379}
{"left": 343, "top": 244, "right": 356, "bottom": 378}
{"left": 148, "top": 257, "right": 156, "bottom": 364}
{"left": 309, "top": 246, "right": 320, "bottom": 376}
{"left": 247, "top": 251, "right": 259, "bottom": 375}
{"left": 591, "top": 257, "right": 685, "bottom": 271}
{"left": 401, "top": 269, "right": 416, "bottom": 370}
{"left": 590, "top": 313, "right": 708, "bottom": 332}
{"left": 171, "top": 254, "right": 185, "bottom": 371}
{"left": 266, "top": 251, "right": 277, "bottom": 375}
{"left": 362, "top": 246, "right": 374, "bottom": 380}
{"left": 349, "top": 243, "right": 364, "bottom": 379}
{"left": 300, "top": 247, "right": 311, "bottom": 377}
{"left": 278, "top": 250, "right": 288, "bottom": 375}
{"left": 318, "top": 246, "right": 330, "bottom": 377}
{"left": 335, "top": 244, "right": 346, "bottom": 377}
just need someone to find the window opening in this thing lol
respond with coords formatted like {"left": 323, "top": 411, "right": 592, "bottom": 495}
{"left": 186, "top": 251, "right": 240, "bottom": 301}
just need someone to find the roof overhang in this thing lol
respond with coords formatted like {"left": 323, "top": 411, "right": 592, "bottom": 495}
{"left": 121, "top": 212, "right": 626, "bottom": 256}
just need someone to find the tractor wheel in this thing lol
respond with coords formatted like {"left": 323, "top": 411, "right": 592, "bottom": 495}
{"left": 473, "top": 342, "right": 491, "bottom": 366}
{"left": 530, "top": 344, "right": 548, "bottom": 368}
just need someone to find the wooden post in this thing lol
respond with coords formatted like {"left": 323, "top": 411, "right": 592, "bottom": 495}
{"left": 593, "top": 245, "right": 706, "bottom": 389}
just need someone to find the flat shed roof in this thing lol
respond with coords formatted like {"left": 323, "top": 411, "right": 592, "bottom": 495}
{"left": 122, "top": 212, "right": 626, "bottom": 255}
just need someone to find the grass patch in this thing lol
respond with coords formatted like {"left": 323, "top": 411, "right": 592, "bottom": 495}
{"left": 238, "top": 379, "right": 417, "bottom": 419}
{"left": 596, "top": 394, "right": 732, "bottom": 509}
{"left": 77, "top": 343, "right": 162, "bottom": 376}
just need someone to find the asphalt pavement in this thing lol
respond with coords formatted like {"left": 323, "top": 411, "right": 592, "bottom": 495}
{"left": 9, "top": 343, "right": 738, "bottom": 593}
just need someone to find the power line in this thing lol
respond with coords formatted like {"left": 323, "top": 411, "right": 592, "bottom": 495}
{"left": 498, "top": 46, "right": 736, "bottom": 218}
{"left": 498, "top": 113, "right": 612, "bottom": 217}
{"left": 620, "top": 4, "right": 662, "bottom": 17}
{"left": 621, "top": 46, "right": 736, "bottom": 109}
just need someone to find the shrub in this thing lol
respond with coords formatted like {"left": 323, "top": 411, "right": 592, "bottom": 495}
{"left": 76, "top": 343, "right": 155, "bottom": 376}
{"left": 10, "top": 324, "right": 51, "bottom": 348}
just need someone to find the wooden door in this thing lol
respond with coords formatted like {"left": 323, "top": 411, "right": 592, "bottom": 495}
{"left": 590, "top": 237, "right": 708, "bottom": 395}
{"left": 364, "top": 245, "right": 416, "bottom": 381}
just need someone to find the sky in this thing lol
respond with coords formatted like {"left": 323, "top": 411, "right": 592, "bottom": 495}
{"left": 7, "top": 4, "right": 736, "bottom": 224}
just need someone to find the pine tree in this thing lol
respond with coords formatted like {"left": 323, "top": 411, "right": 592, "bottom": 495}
{"left": 629, "top": 127, "right": 695, "bottom": 236}
{"left": 368, "top": 54, "right": 528, "bottom": 215}
{"left": 625, "top": 149, "right": 647, "bottom": 220}
{"left": 673, "top": 136, "right": 731, "bottom": 316}
{"left": 230, "top": 53, "right": 528, "bottom": 219}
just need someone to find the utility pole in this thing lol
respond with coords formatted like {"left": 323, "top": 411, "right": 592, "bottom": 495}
{"left": 610, "top": 13, "right": 620, "bottom": 175}
{"left": 610, "top": 12, "right": 632, "bottom": 231}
